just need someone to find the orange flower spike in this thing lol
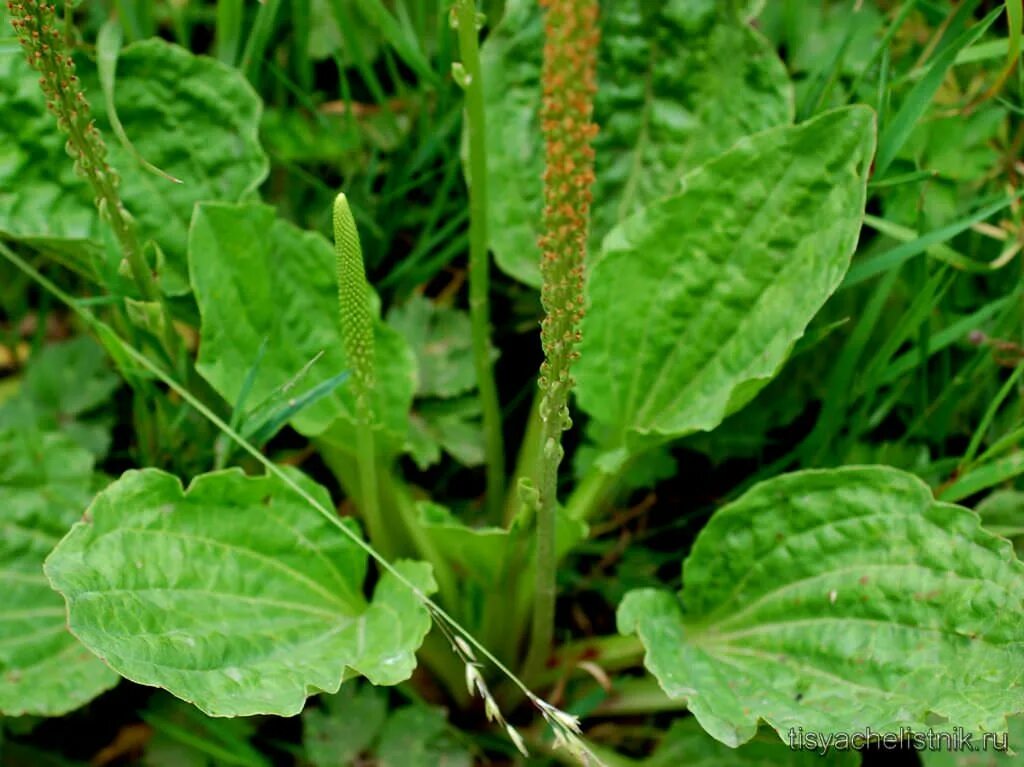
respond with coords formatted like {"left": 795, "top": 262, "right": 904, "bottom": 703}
{"left": 537, "top": 0, "right": 599, "bottom": 424}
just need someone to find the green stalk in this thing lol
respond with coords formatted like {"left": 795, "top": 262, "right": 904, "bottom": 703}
{"left": 316, "top": 437, "right": 459, "bottom": 611}
{"left": 454, "top": 0, "right": 506, "bottom": 522}
{"left": 524, "top": 416, "right": 563, "bottom": 676}
{"left": 215, "top": 0, "right": 244, "bottom": 66}
{"left": 355, "top": 423, "right": 387, "bottom": 547}
{"left": 591, "top": 678, "right": 689, "bottom": 716}
{"left": 332, "top": 195, "right": 459, "bottom": 609}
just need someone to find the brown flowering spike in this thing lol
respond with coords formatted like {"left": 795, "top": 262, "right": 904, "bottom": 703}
{"left": 525, "top": 0, "right": 600, "bottom": 681}
{"left": 537, "top": 0, "right": 599, "bottom": 431}
{"left": 9, "top": 2, "right": 118, "bottom": 202}
{"left": 7, "top": 0, "right": 158, "bottom": 304}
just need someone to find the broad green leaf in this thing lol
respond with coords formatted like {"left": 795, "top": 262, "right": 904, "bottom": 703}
{"left": 0, "top": 337, "right": 119, "bottom": 457}
{"left": 618, "top": 466, "right": 1024, "bottom": 748}
{"left": 0, "top": 428, "right": 117, "bottom": 716}
{"left": 408, "top": 398, "right": 485, "bottom": 470}
{"left": 377, "top": 705, "right": 472, "bottom": 767}
{"left": 480, "top": 0, "right": 793, "bottom": 286}
{"left": 418, "top": 501, "right": 511, "bottom": 588}
{"left": 188, "top": 202, "right": 416, "bottom": 455}
{"left": 0, "top": 35, "right": 267, "bottom": 293}
{"left": 419, "top": 500, "right": 587, "bottom": 590}
{"left": 386, "top": 295, "right": 476, "bottom": 399}
{"left": 44, "top": 468, "right": 435, "bottom": 717}
{"left": 576, "top": 107, "right": 876, "bottom": 454}
{"left": 387, "top": 295, "right": 483, "bottom": 468}
{"left": 303, "top": 683, "right": 388, "bottom": 766}
{"left": 649, "top": 718, "right": 858, "bottom": 767}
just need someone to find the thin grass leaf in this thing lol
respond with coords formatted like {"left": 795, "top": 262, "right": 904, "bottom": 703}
{"left": 868, "top": 169, "right": 939, "bottom": 188}
{"left": 216, "top": 0, "right": 244, "bottom": 65}
{"left": 957, "top": 38, "right": 1013, "bottom": 66}
{"left": 849, "top": 0, "right": 919, "bottom": 97}
{"left": 140, "top": 709, "right": 269, "bottom": 767}
{"left": 230, "top": 337, "right": 269, "bottom": 432}
{"left": 244, "top": 370, "right": 352, "bottom": 446}
{"left": 351, "top": 0, "right": 439, "bottom": 85}
{"left": 880, "top": 296, "right": 1012, "bottom": 384}
{"left": 940, "top": 451, "right": 1024, "bottom": 502}
{"left": 797, "top": 20, "right": 855, "bottom": 120}
{"left": 876, "top": 6, "right": 1001, "bottom": 175}
{"left": 978, "top": 0, "right": 1023, "bottom": 99}
{"left": 844, "top": 194, "right": 1020, "bottom": 288}
{"left": 327, "top": 1, "right": 400, "bottom": 137}
{"left": 113, "top": 0, "right": 153, "bottom": 41}
{"left": 857, "top": 268, "right": 954, "bottom": 400}
{"left": 959, "top": 362, "right": 1024, "bottom": 470}
{"left": 240, "top": 0, "right": 282, "bottom": 86}
{"left": 801, "top": 267, "right": 902, "bottom": 463}
{"left": 291, "top": 0, "right": 314, "bottom": 93}
{"left": 213, "top": 337, "right": 270, "bottom": 469}
{"left": 96, "top": 21, "right": 181, "bottom": 184}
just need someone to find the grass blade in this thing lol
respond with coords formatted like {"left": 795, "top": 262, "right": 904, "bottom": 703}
{"left": 876, "top": 6, "right": 1002, "bottom": 176}
{"left": 96, "top": 20, "right": 182, "bottom": 184}
{"left": 352, "top": 0, "right": 439, "bottom": 85}
{"left": 843, "top": 194, "right": 1019, "bottom": 288}
{"left": 216, "top": 0, "right": 244, "bottom": 66}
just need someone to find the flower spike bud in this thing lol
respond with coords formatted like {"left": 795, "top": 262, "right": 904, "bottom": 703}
{"left": 332, "top": 193, "right": 376, "bottom": 419}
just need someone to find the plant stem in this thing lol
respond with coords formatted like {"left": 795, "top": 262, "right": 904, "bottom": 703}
{"left": 523, "top": 418, "right": 562, "bottom": 676}
{"left": 354, "top": 421, "right": 391, "bottom": 554}
{"left": 522, "top": 0, "right": 600, "bottom": 680}
{"left": 454, "top": 0, "right": 506, "bottom": 523}
{"left": 315, "top": 437, "right": 460, "bottom": 611}
{"left": 591, "top": 677, "right": 689, "bottom": 716}
{"left": 527, "top": 634, "right": 644, "bottom": 689}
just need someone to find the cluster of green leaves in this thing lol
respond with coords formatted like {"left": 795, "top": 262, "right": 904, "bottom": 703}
{"left": 2, "top": 0, "right": 1024, "bottom": 765}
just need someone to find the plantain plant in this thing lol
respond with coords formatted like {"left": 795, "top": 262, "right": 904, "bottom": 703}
{"left": 2, "top": 0, "right": 1023, "bottom": 764}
